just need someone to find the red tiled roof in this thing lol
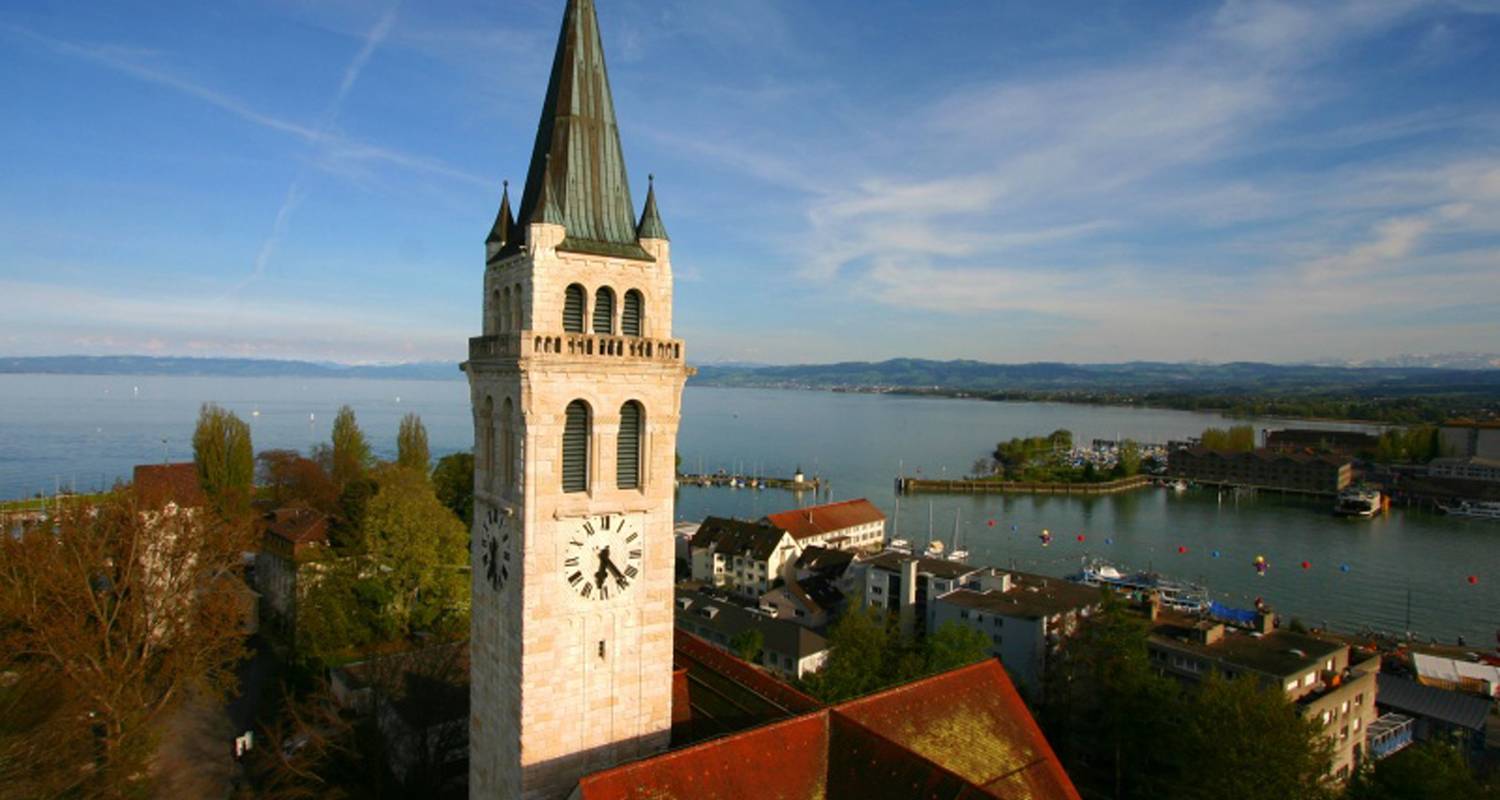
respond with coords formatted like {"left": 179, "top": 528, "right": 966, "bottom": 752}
{"left": 132, "top": 463, "right": 207, "bottom": 509}
{"left": 577, "top": 712, "right": 831, "bottom": 800}
{"left": 765, "top": 498, "right": 885, "bottom": 542}
{"left": 263, "top": 507, "right": 330, "bottom": 545}
{"left": 673, "top": 630, "right": 821, "bottom": 716}
{"left": 834, "top": 660, "right": 1080, "bottom": 799}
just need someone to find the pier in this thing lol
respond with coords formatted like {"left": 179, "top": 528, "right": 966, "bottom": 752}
{"left": 677, "top": 472, "right": 824, "bottom": 493}
{"left": 897, "top": 474, "right": 1153, "bottom": 495}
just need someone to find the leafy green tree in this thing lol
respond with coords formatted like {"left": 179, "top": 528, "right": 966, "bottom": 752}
{"left": 193, "top": 402, "right": 254, "bottom": 517}
{"left": 432, "top": 452, "right": 475, "bottom": 528}
{"left": 1346, "top": 739, "right": 1496, "bottom": 800}
{"left": 1171, "top": 673, "right": 1335, "bottom": 800}
{"left": 923, "top": 622, "right": 991, "bottom": 673}
{"left": 331, "top": 477, "right": 378, "bottom": 553}
{"left": 1200, "top": 425, "right": 1256, "bottom": 452}
{"left": 396, "top": 413, "right": 431, "bottom": 473}
{"left": 730, "top": 628, "right": 764, "bottom": 664}
{"left": 1116, "top": 439, "right": 1142, "bottom": 477}
{"left": 1041, "top": 594, "right": 1183, "bottom": 799}
{"left": 803, "top": 604, "right": 892, "bottom": 702}
{"left": 330, "top": 405, "right": 373, "bottom": 487}
{"left": 362, "top": 466, "right": 470, "bottom": 638}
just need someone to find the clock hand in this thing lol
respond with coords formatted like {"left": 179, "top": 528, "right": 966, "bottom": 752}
{"left": 601, "top": 553, "right": 626, "bottom": 580}
{"left": 594, "top": 547, "right": 610, "bottom": 588}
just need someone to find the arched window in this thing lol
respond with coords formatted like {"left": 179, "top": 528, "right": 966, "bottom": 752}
{"left": 511, "top": 284, "right": 522, "bottom": 331}
{"left": 617, "top": 401, "right": 643, "bottom": 490}
{"left": 593, "top": 287, "right": 615, "bottom": 335}
{"left": 481, "top": 396, "right": 495, "bottom": 492}
{"left": 562, "top": 400, "right": 590, "bottom": 493}
{"left": 499, "top": 287, "right": 510, "bottom": 333}
{"left": 563, "top": 284, "right": 586, "bottom": 333}
{"left": 501, "top": 398, "right": 516, "bottom": 491}
{"left": 623, "top": 290, "right": 644, "bottom": 338}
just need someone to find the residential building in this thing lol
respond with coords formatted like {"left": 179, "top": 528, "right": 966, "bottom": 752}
{"left": 1148, "top": 617, "right": 1379, "bottom": 781}
{"left": 1427, "top": 456, "right": 1500, "bottom": 484}
{"left": 688, "top": 516, "right": 801, "bottom": 597}
{"left": 1264, "top": 428, "right": 1378, "bottom": 457}
{"left": 256, "top": 508, "right": 331, "bottom": 628}
{"left": 759, "top": 574, "right": 844, "bottom": 628}
{"left": 763, "top": 498, "right": 886, "bottom": 551}
{"left": 930, "top": 572, "right": 1101, "bottom": 695}
{"left": 1374, "top": 673, "right": 1489, "bottom": 759}
{"left": 794, "top": 546, "right": 862, "bottom": 593}
{"left": 674, "top": 589, "right": 829, "bottom": 679}
{"left": 1440, "top": 420, "right": 1500, "bottom": 460}
{"left": 861, "top": 551, "right": 985, "bottom": 637}
{"left": 1168, "top": 447, "right": 1352, "bottom": 495}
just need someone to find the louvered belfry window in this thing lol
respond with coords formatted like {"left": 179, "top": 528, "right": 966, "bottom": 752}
{"left": 617, "top": 401, "right": 643, "bottom": 490}
{"left": 562, "top": 400, "right": 589, "bottom": 493}
{"left": 623, "top": 290, "right": 643, "bottom": 337}
{"left": 593, "top": 288, "right": 615, "bottom": 335}
{"left": 563, "top": 285, "right": 586, "bottom": 333}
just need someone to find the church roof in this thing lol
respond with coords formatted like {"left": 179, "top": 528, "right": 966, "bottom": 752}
{"left": 484, "top": 181, "right": 516, "bottom": 264}
{"left": 512, "top": 0, "right": 650, "bottom": 261}
{"left": 576, "top": 658, "right": 1081, "bottom": 800}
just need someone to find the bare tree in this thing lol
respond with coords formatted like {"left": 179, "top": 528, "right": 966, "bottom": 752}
{"left": 0, "top": 492, "right": 249, "bottom": 797}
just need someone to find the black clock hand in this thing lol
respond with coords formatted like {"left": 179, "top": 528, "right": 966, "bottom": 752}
{"left": 594, "top": 547, "right": 611, "bottom": 588}
{"left": 601, "top": 553, "right": 625, "bottom": 580}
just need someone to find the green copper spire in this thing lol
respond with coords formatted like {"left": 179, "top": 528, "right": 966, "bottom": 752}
{"left": 637, "top": 174, "right": 668, "bottom": 241}
{"left": 514, "top": 0, "right": 650, "bottom": 261}
{"left": 485, "top": 180, "right": 516, "bottom": 264}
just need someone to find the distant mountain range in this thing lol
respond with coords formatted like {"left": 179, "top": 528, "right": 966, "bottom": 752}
{"left": 691, "top": 358, "right": 1500, "bottom": 397}
{"left": 1304, "top": 353, "right": 1500, "bottom": 370}
{"left": 0, "top": 356, "right": 461, "bottom": 381}
{"left": 4, "top": 355, "right": 1499, "bottom": 397}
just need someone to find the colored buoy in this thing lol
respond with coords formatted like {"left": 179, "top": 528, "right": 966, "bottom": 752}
{"left": 1301, "top": 561, "right": 1311, "bottom": 570}
{"left": 1212, "top": 550, "right": 1221, "bottom": 559}
{"left": 1077, "top": 534, "right": 1086, "bottom": 543}
{"left": 1469, "top": 575, "right": 1480, "bottom": 585}
{"left": 988, "top": 519, "right": 996, "bottom": 527}
{"left": 1104, "top": 537, "right": 1114, "bottom": 545}
{"left": 1177, "top": 546, "right": 1188, "bottom": 555}
{"left": 1340, "top": 564, "right": 1351, "bottom": 573}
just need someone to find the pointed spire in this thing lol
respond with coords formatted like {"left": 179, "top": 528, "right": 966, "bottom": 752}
{"left": 637, "top": 174, "right": 669, "bottom": 241}
{"left": 486, "top": 180, "right": 516, "bottom": 263}
{"left": 532, "top": 154, "right": 564, "bottom": 227}
{"left": 514, "top": 0, "right": 650, "bottom": 261}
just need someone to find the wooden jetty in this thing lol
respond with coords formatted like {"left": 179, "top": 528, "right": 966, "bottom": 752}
{"left": 676, "top": 473, "right": 823, "bottom": 493}
{"left": 898, "top": 474, "right": 1152, "bottom": 496}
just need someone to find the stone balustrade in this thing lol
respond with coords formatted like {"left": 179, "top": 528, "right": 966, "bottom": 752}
{"left": 469, "top": 333, "right": 684, "bottom": 364}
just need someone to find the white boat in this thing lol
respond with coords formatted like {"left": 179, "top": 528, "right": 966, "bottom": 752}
{"left": 1335, "top": 488, "right": 1382, "bottom": 518}
{"left": 887, "top": 538, "right": 912, "bottom": 554}
{"left": 1440, "top": 500, "right": 1500, "bottom": 520}
{"left": 1071, "top": 557, "right": 1210, "bottom": 614}
{"left": 946, "top": 508, "right": 969, "bottom": 562}
{"left": 1171, "top": 480, "right": 1188, "bottom": 493}
{"left": 923, "top": 539, "right": 947, "bottom": 559}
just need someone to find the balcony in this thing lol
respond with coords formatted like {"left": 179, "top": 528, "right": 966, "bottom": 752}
{"left": 469, "top": 333, "right": 685, "bottom": 365}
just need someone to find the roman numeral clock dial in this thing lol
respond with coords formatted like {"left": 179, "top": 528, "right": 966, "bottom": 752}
{"left": 479, "top": 504, "right": 513, "bottom": 593}
{"left": 562, "top": 514, "right": 643, "bottom": 603}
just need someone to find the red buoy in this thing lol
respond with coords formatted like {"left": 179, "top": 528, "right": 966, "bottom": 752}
{"left": 1469, "top": 575, "right": 1480, "bottom": 585}
{"left": 1077, "top": 534, "right": 1086, "bottom": 542}
{"left": 1177, "top": 546, "right": 1188, "bottom": 554}
{"left": 1301, "top": 561, "right": 1311, "bottom": 570}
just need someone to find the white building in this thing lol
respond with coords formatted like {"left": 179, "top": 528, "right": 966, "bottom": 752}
{"left": 929, "top": 572, "right": 1101, "bottom": 696}
{"left": 861, "top": 552, "right": 986, "bottom": 638}
{"left": 688, "top": 516, "right": 801, "bottom": 598}
{"left": 764, "top": 498, "right": 886, "bottom": 551}
{"left": 1427, "top": 456, "right": 1500, "bottom": 483}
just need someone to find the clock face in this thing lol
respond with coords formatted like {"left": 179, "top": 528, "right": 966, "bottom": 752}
{"left": 561, "top": 513, "right": 643, "bottom": 603}
{"left": 479, "top": 504, "right": 513, "bottom": 593}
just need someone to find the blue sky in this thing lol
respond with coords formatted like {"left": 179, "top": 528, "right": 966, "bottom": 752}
{"left": 2, "top": 0, "right": 1498, "bottom": 365}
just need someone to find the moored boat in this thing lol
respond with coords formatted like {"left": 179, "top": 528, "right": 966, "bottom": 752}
{"left": 1335, "top": 487, "right": 1382, "bottom": 518}
{"left": 1071, "top": 556, "right": 1210, "bottom": 614}
{"left": 1439, "top": 500, "right": 1500, "bottom": 520}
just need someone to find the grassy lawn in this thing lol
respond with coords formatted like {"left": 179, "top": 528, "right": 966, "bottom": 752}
{"left": 0, "top": 493, "right": 109, "bottom": 514}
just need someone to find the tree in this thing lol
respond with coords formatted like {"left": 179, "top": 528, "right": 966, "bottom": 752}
{"left": 923, "top": 622, "right": 991, "bottom": 673}
{"left": 730, "top": 628, "right": 764, "bottom": 664}
{"left": 330, "top": 406, "right": 372, "bottom": 488}
{"left": 1200, "top": 425, "right": 1256, "bottom": 452}
{"left": 361, "top": 466, "right": 470, "bottom": 638}
{"left": 258, "top": 450, "right": 339, "bottom": 513}
{"left": 803, "top": 604, "right": 892, "bottom": 702}
{"left": 0, "top": 493, "right": 248, "bottom": 797}
{"left": 431, "top": 452, "right": 475, "bottom": 528}
{"left": 1116, "top": 439, "right": 1142, "bottom": 477}
{"left": 193, "top": 403, "right": 254, "bottom": 518}
{"left": 1345, "top": 739, "right": 1497, "bottom": 800}
{"left": 1172, "top": 673, "right": 1335, "bottom": 800}
{"left": 396, "top": 414, "right": 431, "bottom": 474}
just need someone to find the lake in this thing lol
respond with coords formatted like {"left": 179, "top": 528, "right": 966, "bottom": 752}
{"left": 0, "top": 374, "right": 1494, "bottom": 645}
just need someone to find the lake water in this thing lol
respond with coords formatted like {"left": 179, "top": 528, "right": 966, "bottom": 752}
{"left": 1, "top": 374, "right": 1495, "bottom": 645}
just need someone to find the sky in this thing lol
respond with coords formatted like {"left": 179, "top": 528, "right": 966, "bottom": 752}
{"left": 2, "top": 0, "right": 1499, "bottom": 366}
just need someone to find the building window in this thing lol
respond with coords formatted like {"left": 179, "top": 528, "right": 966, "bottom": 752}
{"left": 593, "top": 287, "right": 615, "bottom": 335}
{"left": 960, "top": 610, "right": 969, "bottom": 620}
{"left": 563, "top": 284, "right": 586, "bottom": 333}
{"left": 617, "top": 401, "right": 643, "bottom": 489}
{"left": 623, "top": 290, "right": 644, "bottom": 337}
{"left": 561, "top": 400, "right": 590, "bottom": 493}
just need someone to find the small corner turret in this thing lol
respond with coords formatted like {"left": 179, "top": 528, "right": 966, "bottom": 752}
{"left": 485, "top": 180, "right": 516, "bottom": 264}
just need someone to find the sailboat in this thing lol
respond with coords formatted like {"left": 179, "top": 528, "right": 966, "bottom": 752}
{"left": 922, "top": 501, "right": 946, "bottom": 559}
{"left": 947, "top": 508, "right": 970, "bottom": 563}
{"left": 887, "top": 491, "right": 911, "bottom": 553}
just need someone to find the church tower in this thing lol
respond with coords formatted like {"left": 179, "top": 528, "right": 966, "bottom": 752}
{"left": 464, "top": 1, "right": 687, "bottom": 797}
